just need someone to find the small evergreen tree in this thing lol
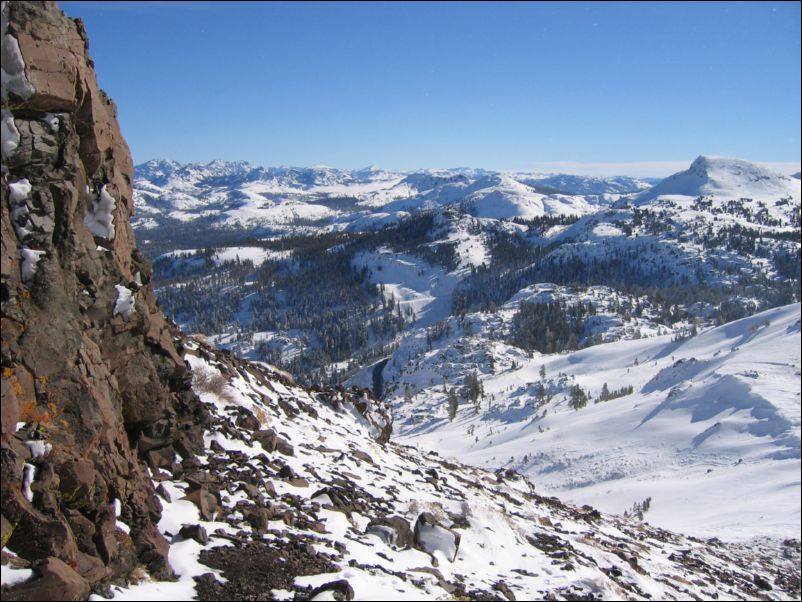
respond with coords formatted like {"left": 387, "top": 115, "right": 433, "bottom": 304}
{"left": 534, "top": 382, "right": 547, "bottom": 407}
{"left": 463, "top": 370, "right": 483, "bottom": 404}
{"left": 447, "top": 388, "right": 459, "bottom": 421}
{"left": 568, "top": 384, "right": 588, "bottom": 410}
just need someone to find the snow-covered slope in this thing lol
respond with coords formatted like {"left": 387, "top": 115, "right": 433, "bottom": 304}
{"left": 26, "top": 338, "right": 792, "bottom": 601}
{"left": 631, "top": 156, "right": 801, "bottom": 205}
{"left": 381, "top": 303, "right": 801, "bottom": 541}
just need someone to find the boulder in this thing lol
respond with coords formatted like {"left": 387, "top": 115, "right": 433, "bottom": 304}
{"left": 413, "top": 512, "right": 461, "bottom": 563}
{"left": 58, "top": 458, "right": 96, "bottom": 511}
{"left": 179, "top": 523, "right": 208, "bottom": 545}
{"left": 4, "top": 488, "right": 79, "bottom": 566}
{"left": 132, "top": 521, "right": 173, "bottom": 580}
{"left": 366, "top": 516, "right": 413, "bottom": 550}
{"left": 75, "top": 552, "right": 107, "bottom": 584}
{"left": 253, "top": 428, "right": 294, "bottom": 456}
{"left": 309, "top": 579, "right": 354, "bottom": 601}
{"left": 245, "top": 507, "right": 272, "bottom": 533}
{"left": 234, "top": 407, "right": 261, "bottom": 431}
{"left": 2, "top": 557, "right": 89, "bottom": 601}
{"left": 182, "top": 485, "right": 219, "bottom": 521}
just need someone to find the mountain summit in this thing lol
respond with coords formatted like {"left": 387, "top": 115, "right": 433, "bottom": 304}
{"left": 632, "top": 155, "right": 800, "bottom": 204}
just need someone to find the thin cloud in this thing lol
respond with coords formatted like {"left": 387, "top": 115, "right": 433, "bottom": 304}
{"left": 527, "top": 160, "right": 802, "bottom": 179}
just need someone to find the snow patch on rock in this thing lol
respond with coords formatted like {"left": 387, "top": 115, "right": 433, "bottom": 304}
{"left": 113, "top": 285, "right": 136, "bottom": 320}
{"left": 1, "top": 1, "right": 35, "bottom": 101}
{"left": 1, "top": 108, "right": 20, "bottom": 160}
{"left": 84, "top": 185, "right": 117, "bottom": 239}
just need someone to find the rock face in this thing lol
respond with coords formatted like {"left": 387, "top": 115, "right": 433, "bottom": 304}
{"left": 1, "top": 0, "right": 209, "bottom": 588}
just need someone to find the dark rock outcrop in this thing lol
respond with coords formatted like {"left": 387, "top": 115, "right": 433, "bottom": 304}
{"left": 1, "top": 557, "right": 90, "bottom": 602}
{"left": 366, "top": 515, "right": 413, "bottom": 550}
{"left": 1, "top": 0, "right": 209, "bottom": 591}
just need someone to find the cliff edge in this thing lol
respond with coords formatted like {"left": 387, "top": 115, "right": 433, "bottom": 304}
{"left": 2, "top": 1, "right": 209, "bottom": 594}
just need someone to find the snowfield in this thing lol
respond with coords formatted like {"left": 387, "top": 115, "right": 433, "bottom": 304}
{"left": 388, "top": 304, "right": 801, "bottom": 541}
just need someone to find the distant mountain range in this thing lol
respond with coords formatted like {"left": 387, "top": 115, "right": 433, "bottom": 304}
{"left": 133, "top": 156, "right": 799, "bottom": 234}
{"left": 132, "top": 160, "right": 654, "bottom": 231}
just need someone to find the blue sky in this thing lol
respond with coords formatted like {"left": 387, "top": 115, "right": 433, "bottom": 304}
{"left": 60, "top": 1, "right": 801, "bottom": 175}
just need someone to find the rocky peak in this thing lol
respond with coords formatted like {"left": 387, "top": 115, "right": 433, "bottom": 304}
{"left": 1, "top": 0, "right": 210, "bottom": 591}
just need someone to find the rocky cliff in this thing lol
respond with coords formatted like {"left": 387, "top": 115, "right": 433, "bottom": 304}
{"left": 1, "top": 0, "right": 210, "bottom": 595}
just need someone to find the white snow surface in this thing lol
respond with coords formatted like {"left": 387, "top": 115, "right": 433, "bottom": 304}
{"left": 1, "top": 565, "right": 33, "bottom": 588}
{"left": 19, "top": 247, "right": 45, "bottom": 282}
{"left": 391, "top": 303, "right": 801, "bottom": 541}
{"left": 353, "top": 247, "right": 461, "bottom": 327}
{"left": 24, "top": 440, "right": 52, "bottom": 458}
{"left": 1, "top": 108, "right": 20, "bottom": 158}
{"left": 22, "top": 462, "right": 35, "bottom": 503}
{"left": 84, "top": 185, "right": 117, "bottom": 239}
{"left": 113, "top": 285, "right": 136, "bottom": 320}
{"left": 8, "top": 178, "right": 33, "bottom": 239}
{"left": 631, "top": 156, "right": 801, "bottom": 205}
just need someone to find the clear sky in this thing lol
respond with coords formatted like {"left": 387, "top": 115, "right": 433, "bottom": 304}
{"left": 59, "top": 1, "right": 801, "bottom": 175}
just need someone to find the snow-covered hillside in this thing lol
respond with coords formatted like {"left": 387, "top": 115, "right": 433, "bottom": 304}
{"left": 375, "top": 303, "right": 801, "bottom": 541}
{"left": 22, "top": 339, "right": 791, "bottom": 601}
{"left": 630, "top": 156, "right": 800, "bottom": 205}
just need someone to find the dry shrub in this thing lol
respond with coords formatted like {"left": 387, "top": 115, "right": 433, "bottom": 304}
{"left": 407, "top": 499, "right": 446, "bottom": 522}
{"left": 252, "top": 405, "right": 270, "bottom": 426}
{"left": 192, "top": 368, "right": 236, "bottom": 405}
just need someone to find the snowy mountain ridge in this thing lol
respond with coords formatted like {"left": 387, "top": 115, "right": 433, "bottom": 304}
{"left": 132, "top": 160, "right": 654, "bottom": 230}
{"left": 630, "top": 155, "right": 800, "bottom": 205}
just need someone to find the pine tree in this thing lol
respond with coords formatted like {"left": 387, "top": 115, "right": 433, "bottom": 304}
{"left": 463, "top": 370, "right": 482, "bottom": 404}
{"left": 447, "top": 388, "right": 458, "bottom": 421}
{"left": 534, "top": 382, "right": 546, "bottom": 407}
{"left": 568, "top": 385, "right": 588, "bottom": 410}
